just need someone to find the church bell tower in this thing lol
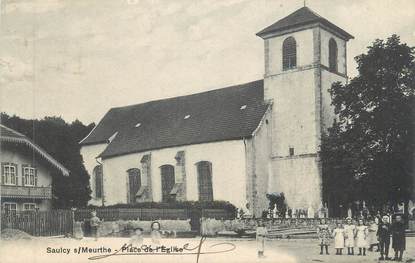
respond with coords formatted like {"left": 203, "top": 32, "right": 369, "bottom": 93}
{"left": 257, "top": 7, "right": 353, "bottom": 211}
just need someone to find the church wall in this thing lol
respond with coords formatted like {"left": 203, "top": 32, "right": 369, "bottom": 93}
{"left": 80, "top": 143, "right": 107, "bottom": 206}
{"left": 245, "top": 107, "right": 273, "bottom": 217}
{"left": 96, "top": 140, "right": 247, "bottom": 209}
{"left": 321, "top": 69, "right": 347, "bottom": 131}
{"left": 265, "top": 69, "right": 318, "bottom": 156}
{"left": 270, "top": 155, "right": 321, "bottom": 211}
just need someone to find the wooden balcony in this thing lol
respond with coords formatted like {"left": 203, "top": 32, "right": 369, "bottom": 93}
{"left": 0, "top": 185, "right": 52, "bottom": 199}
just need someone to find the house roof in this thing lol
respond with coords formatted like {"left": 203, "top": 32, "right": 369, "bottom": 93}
{"left": 256, "top": 7, "right": 354, "bottom": 40}
{"left": 80, "top": 80, "right": 270, "bottom": 158}
{"left": 0, "top": 124, "right": 70, "bottom": 176}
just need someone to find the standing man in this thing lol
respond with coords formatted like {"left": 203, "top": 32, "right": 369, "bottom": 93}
{"left": 377, "top": 215, "right": 391, "bottom": 260}
{"left": 391, "top": 214, "right": 406, "bottom": 262}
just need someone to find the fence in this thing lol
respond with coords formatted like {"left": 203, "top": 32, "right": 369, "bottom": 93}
{"left": 75, "top": 208, "right": 235, "bottom": 222}
{"left": 1, "top": 210, "right": 73, "bottom": 236}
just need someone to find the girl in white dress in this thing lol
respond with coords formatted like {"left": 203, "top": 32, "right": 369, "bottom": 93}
{"left": 355, "top": 218, "right": 369, "bottom": 256}
{"left": 332, "top": 221, "right": 345, "bottom": 255}
{"left": 256, "top": 220, "right": 267, "bottom": 258}
{"left": 344, "top": 217, "right": 356, "bottom": 255}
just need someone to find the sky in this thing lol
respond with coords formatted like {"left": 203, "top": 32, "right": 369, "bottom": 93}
{"left": 1, "top": 0, "right": 414, "bottom": 124}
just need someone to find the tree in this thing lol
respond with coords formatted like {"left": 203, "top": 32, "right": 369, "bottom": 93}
{"left": 0, "top": 113, "right": 95, "bottom": 208}
{"left": 321, "top": 35, "right": 415, "bottom": 216}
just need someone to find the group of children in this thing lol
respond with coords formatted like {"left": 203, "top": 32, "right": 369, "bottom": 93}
{"left": 317, "top": 214, "right": 406, "bottom": 261}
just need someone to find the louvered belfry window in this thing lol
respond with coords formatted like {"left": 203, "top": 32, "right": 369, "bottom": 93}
{"left": 282, "top": 36, "right": 297, "bottom": 70}
{"left": 329, "top": 38, "right": 338, "bottom": 72}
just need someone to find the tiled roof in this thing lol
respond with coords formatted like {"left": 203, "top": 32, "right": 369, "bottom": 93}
{"left": 0, "top": 124, "right": 69, "bottom": 175}
{"left": 257, "top": 7, "right": 354, "bottom": 40}
{"left": 80, "top": 80, "right": 270, "bottom": 158}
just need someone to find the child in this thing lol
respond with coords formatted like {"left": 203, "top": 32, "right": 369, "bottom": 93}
{"left": 377, "top": 215, "right": 391, "bottom": 260}
{"left": 332, "top": 221, "right": 345, "bottom": 255}
{"left": 317, "top": 218, "right": 330, "bottom": 255}
{"left": 90, "top": 210, "right": 101, "bottom": 241}
{"left": 256, "top": 219, "right": 267, "bottom": 258}
{"left": 130, "top": 227, "right": 144, "bottom": 246}
{"left": 344, "top": 217, "right": 356, "bottom": 255}
{"left": 151, "top": 221, "right": 162, "bottom": 244}
{"left": 355, "top": 218, "right": 368, "bottom": 256}
{"left": 367, "top": 218, "right": 379, "bottom": 252}
{"left": 391, "top": 214, "right": 406, "bottom": 262}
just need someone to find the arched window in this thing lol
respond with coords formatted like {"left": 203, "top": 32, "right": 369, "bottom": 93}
{"left": 282, "top": 36, "right": 297, "bottom": 70}
{"left": 160, "top": 165, "right": 175, "bottom": 202}
{"left": 93, "top": 165, "right": 103, "bottom": 199}
{"left": 329, "top": 38, "right": 338, "bottom": 72}
{"left": 197, "top": 161, "right": 213, "bottom": 201}
{"left": 127, "top": 168, "right": 141, "bottom": 203}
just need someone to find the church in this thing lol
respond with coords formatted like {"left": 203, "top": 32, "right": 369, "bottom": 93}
{"left": 79, "top": 7, "right": 353, "bottom": 217}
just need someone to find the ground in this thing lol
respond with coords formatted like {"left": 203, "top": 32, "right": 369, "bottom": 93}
{"left": 0, "top": 236, "right": 414, "bottom": 263}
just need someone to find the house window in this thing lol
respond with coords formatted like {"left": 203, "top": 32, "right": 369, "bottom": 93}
{"left": 197, "top": 161, "right": 213, "bottom": 202}
{"left": 289, "top": 147, "right": 295, "bottom": 156}
{"left": 23, "top": 166, "right": 37, "bottom": 186}
{"left": 93, "top": 165, "right": 103, "bottom": 198}
{"left": 127, "top": 168, "right": 141, "bottom": 203}
{"left": 3, "top": 202, "right": 17, "bottom": 213}
{"left": 282, "top": 36, "right": 297, "bottom": 70}
{"left": 160, "top": 165, "right": 175, "bottom": 202}
{"left": 23, "top": 203, "right": 37, "bottom": 211}
{"left": 329, "top": 38, "right": 338, "bottom": 72}
{"left": 1, "top": 163, "right": 17, "bottom": 185}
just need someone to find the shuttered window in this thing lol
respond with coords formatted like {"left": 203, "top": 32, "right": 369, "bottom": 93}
{"left": 197, "top": 161, "right": 213, "bottom": 202}
{"left": 282, "top": 37, "right": 297, "bottom": 70}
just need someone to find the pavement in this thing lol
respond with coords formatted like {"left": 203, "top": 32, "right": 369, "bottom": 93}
{"left": 0, "top": 236, "right": 414, "bottom": 263}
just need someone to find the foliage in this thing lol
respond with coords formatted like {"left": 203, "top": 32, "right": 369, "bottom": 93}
{"left": 0, "top": 113, "right": 95, "bottom": 208}
{"left": 321, "top": 35, "right": 415, "bottom": 213}
{"left": 88, "top": 200, "right": 237, "bottom": 214}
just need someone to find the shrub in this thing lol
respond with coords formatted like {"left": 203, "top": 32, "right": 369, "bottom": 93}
{"left": 87, "top": 200, "right": 237, "bottom": 214}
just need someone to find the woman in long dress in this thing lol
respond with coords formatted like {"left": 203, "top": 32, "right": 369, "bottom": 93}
{"left": 332, "top": 221, "right": 345, "bottom": 255}
{"left": 355, "top": 218, "right": 369, "bottom": 256}
{"left": 344, "top": 217, "right": 356, "bottom": 255}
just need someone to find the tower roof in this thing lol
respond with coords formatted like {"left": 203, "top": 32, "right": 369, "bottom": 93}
{"left": 256, "top": 7, "right": 354, "bottom": 40}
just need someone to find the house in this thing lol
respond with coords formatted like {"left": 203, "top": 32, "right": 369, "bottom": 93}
{"left": 0, "top": 124, "right": 69, "bottom": 212}
{"left": 80, "top": 7, "right": 353, "bottom": 217}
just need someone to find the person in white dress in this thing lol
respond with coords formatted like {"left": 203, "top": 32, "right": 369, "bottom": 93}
{"left": 355, "top": 218, "right": 369, "bottom": 256}
{"left": 344, "top": 217, "right": 356, "bottom": 255}
{"left": 332, "top": 221, "right": 345, "bottom": 255}
{"left": 256, "top": 220, "right": 267, "bottom": 258}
